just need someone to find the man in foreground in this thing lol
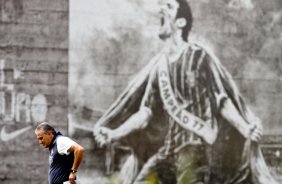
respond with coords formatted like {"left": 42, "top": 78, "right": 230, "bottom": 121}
{"left": 35, "top": 122, "right": 85, "bottom": 184}
{"left": 94, "top": 0, "right": 277, "bottom": 183}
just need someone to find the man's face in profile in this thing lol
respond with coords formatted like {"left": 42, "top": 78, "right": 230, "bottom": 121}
{"left": 159, "top": 0, "right": 180, "bottom": 40}
{"left": 35, "top": 130, "right": 53, "bottom": 148}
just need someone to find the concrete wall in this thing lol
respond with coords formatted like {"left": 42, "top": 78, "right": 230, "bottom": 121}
{"left": 0, "top": 0, "right": 281, "bottom": 183}
{"left": 0, "top": 0, "right": 68, "bottom": 183}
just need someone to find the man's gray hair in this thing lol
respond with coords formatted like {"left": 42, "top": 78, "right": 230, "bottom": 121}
{"left": 35, "top": 122, "right": 56, "bottom": 135}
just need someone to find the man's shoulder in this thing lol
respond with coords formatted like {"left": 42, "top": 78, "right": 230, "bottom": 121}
{"left": 188, "top": 42, "right": 201, "bottom": 50}
{"left": 187, "top": 42, "right": 209, "bottom": 53}
{"left": 187, "top": 42, "right": 220, "bottom": 62}
{"left": 57, "top": 136, "right": 73, "bottom": 143}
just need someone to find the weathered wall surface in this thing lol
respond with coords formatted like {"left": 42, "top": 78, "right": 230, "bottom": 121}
{"left": 0, "top": 0, "right": 68, "bottom": 183}
{"left": 69, "top": 0, "right": 282, "bottom": 183}
{"left": 2, "top": 0, "right": 279, "bottom": 183}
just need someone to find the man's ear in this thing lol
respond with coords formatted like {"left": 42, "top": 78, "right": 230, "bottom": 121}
{"left": 176, "top": 17, "right": 186, "bottom": 28}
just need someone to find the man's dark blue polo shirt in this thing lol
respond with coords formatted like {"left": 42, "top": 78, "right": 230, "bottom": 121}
{"left": 48, "top": 132, "right": 74, "bottom": 184}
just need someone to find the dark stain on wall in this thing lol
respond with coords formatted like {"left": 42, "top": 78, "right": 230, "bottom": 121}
{"left": 0, "top": 0, "right": 24, "bottom": 22}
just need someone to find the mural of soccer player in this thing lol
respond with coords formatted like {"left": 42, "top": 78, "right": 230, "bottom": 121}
{"left": 94, "top": 0, "right": 278, "bottom": 183}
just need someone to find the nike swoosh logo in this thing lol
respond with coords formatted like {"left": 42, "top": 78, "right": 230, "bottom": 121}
{"left": 0, "top": 125, "right": 31, "bottom": 142}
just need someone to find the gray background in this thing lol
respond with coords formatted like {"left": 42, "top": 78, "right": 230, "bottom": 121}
{"left": 0, "top": 0, "right": 281, "bottom": 183}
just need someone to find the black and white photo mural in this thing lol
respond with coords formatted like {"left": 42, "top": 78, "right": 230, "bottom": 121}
{"left": 69, "top": 0, "right": 282, "bottom": 183}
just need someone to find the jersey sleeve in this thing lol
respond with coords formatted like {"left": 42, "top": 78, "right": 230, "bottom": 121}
{"left": 56, "top": 136, "right": 76, "bottom": 155}
{"left": 198, "top": 54, "right": 229, "bottom": 112}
